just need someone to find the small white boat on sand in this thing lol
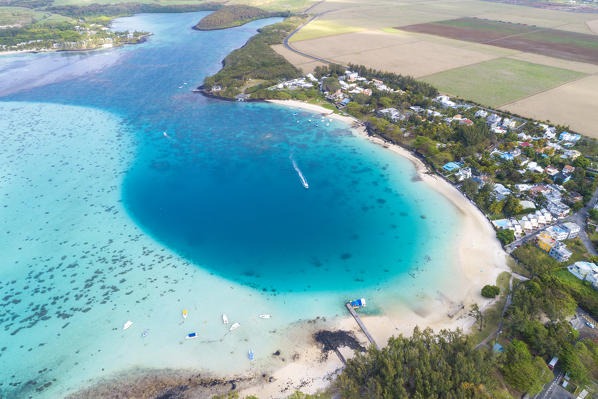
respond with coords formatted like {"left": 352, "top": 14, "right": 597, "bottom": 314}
{"left": 229, "top": 322, "right": 240, "bottom": 332}
{"left": 222, "top": 313, "right": 229, "bottom": 324}
{"left": 123, "top": 320, "right": 133, "bottom": 330}
{"left": 258, "top": 314, "right": 271, "bottom": 319}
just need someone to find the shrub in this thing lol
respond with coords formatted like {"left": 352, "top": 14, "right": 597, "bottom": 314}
{"left": 481, "top": 285, "right": 500, "bottom": 298}
{"left": 496, "top": 229, "right": 515, "bottom": 245}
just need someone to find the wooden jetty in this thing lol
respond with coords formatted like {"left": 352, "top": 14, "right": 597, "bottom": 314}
{"left": 345, "top": 302, "right": 380, "bottom": 350}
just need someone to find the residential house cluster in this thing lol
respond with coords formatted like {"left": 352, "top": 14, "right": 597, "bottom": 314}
{"left": 534, "top": 221, "right": 581, "bottom": 262}
{"left": 493, "top": 208, "right": 554, "bottom": 238}
{"left": 475, "top": 111, "right": 518, "bottom": 134}
{"left": 536, "top": 231, "right": 573, "bottom": 262}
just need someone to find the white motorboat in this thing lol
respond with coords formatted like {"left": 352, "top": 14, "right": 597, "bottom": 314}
{"left": 258, "top": 314, "right": 271, "bottom": 319}
{"left": 123, "top": 320, "right": 133, "bottom": 330}
{"left": 222, "top": 313, "right": 229, "bottom": 324}
{"left": 229, "top": 322, "right": 240, "bottom": 332}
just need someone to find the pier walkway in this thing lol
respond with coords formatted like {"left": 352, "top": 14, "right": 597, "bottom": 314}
{"left": 345, "top": 302, "right": 380, "bottom": 350}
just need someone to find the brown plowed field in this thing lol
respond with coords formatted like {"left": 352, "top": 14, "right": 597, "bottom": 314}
{"left": 400, "top": 17, "right": 598, "bottom": 64}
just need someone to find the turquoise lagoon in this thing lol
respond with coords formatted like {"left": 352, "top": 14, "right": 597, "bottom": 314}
{"left": 0, "top": 13, "right": 462, "bottom": 398}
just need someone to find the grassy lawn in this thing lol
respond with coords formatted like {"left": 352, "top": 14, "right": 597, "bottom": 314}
{"left": 471, "top": 293, "right": 507, "bottom": 344}
{"left": 565, "top": 237, "right": 592, "bottom": 263}
{"left": 470, "top": 271, "right": 511, "bottom": 345}
{"left": 289, "top": 20, "right": 364, "bottom": 42}
{"left": 555, "top": 268, "right": 598, "bottom": 301}
{"left": 497, "top": 271, "right": 511, "bottom": 290}
{"left": 420, "top": 58, "right": 587, "bottom": 107}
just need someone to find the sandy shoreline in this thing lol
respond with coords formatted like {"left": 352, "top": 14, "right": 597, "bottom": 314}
{"left": 242, "top": 99, "right": 510, "bottom": 397}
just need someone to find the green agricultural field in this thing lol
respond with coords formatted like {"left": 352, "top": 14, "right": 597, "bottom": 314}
{"left": 0, "top": 6, "right": 73, "bottom": 26}
{"left": 421, "top": 57, "right": 587, "bottom": 107}
{"left": 289, "top": 20, "right": 364, "bottom": 42}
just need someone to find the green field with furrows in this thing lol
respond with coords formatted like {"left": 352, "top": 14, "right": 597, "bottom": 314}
{"left": 523, "top": 30, "right": 598, "bottom": 50}
{"left": 421, "top": 57, "right": 587, "bottom": 107}
{"left": 436, "top": 17, "right": 535, "bottom": 34}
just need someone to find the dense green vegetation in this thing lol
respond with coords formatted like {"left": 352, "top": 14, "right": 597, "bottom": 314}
{"left": 194, "top": 5, "right": 289, "bottom": 30}
{"left": 336, "top": 328, "right": 498, "bottom": 398}
{"left": 501, "top": 339, "right": 553, "bottom": 395}
{"left": 202, "top": 16, "right": 304, "bottom": 98}
{"left": 481, "top": 284, "right": 500, "bottom": 298}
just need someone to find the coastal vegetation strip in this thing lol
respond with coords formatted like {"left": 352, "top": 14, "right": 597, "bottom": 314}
{"left": 193, "top": 5, "right": 290, "bottom": 31}
{"left": 201, "top": 16, "right": 305, "bottom": 98}
{"left": 0, "top": 18, "right": 148, "bottom": 51}
{"left": 0, "top": 2, "right": 221, "bottom": 52}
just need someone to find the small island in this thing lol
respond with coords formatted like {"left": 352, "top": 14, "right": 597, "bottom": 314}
{"left": 193, "top": 5, "right": 289, "bottom": 31}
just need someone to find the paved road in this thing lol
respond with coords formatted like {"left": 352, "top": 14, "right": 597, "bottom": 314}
{"left": 283, "top": 10, "right": 339, "bottom": 65}
{"left": 534, "top": 370, "right": 572, "bottom": 399}
{"left": 569, "top": 186, "right": 598, "bottom": 256}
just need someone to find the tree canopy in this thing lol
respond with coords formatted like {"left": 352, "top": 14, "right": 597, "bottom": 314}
{"left": 336, "top": 327, "right": 496, "bottom": 398}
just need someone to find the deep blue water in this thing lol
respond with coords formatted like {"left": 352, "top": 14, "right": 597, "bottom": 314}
{"left": 0, "top": 12, "right": 465, "bottom": 398}
{"left": 1, "top": 12, "right": 454, "bottom": 293}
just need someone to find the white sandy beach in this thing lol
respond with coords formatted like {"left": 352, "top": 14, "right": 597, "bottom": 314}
{"left": 241, "top": 99, "right": 511, "bottom": 398}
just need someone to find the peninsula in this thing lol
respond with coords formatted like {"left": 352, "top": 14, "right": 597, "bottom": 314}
{"left": 193, "top": 5, "right": 289, "bottom": 31}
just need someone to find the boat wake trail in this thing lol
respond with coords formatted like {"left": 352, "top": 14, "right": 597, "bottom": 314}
{"left": 290, "top": 154, "right": 309, "bottom": 189}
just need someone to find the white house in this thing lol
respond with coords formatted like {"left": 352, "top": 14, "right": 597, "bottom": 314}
{"left": 562, "top": 222, "right": 581, "bottom": 239}
{"left": 456, "top": 167, "right": 472, "bottom": 181}
{"left": 550, "top": 243, "right": 572, "bottom": 262}
{"left": 493, "top": 183, "right": 512, "bottom": 200}
{"left": 435, "top": 95, "right": 456, "bottom": 107}
{"left": 568, "top": 261, "right": 598, "bottom": 288}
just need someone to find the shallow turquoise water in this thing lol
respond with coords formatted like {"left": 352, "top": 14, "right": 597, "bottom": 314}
{"left": 0, "top": 12, "right": 461, "bottom": 398}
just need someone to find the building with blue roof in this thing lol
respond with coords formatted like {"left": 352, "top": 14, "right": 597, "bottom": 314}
{"left": 500, "top": 153, "right": 514, "bottom": 161}
{"left": 442, "top": 162, "right": 460, "bottom": 172}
